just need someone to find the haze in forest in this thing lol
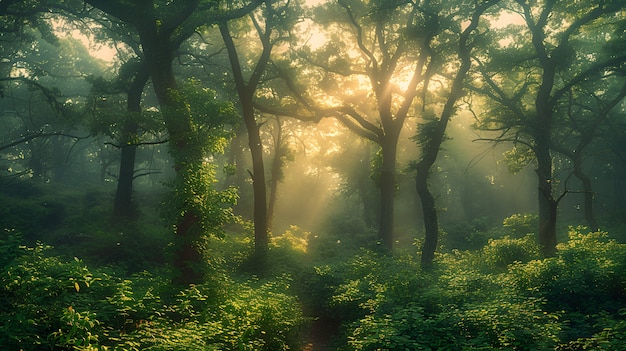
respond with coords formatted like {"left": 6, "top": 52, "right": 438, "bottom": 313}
{"left": 1, "top": 0, "right": 626, "bottom": 350}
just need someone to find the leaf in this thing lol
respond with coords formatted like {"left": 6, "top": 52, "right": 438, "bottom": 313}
{"left": 74, "top": 281, "right": 80, "bottom": 293}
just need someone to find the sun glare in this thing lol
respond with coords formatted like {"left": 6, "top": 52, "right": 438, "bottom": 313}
{"left": 52, "top": 18, "right": 117, "bottom": 63}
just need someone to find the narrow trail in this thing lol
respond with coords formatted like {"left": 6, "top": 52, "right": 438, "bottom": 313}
{"left": 301, "top": 313, "right": 340, "bottom": 351}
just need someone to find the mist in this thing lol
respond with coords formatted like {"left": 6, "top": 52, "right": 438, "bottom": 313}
{"left": 2, "top": 0, "right": 626, "bottom": 350}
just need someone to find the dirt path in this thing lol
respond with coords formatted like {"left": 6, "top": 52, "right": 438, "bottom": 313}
{"left": 302, "top": 313, "right": 340, "bottom": 351}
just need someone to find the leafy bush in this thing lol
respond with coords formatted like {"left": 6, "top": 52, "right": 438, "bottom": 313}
{"left": 0, "top": 234, "right": 114, "bottom": 349}
{"left": 0, "top": 231, "right": 305, "bottom": 350}
{"left": 347, "top": 303, "right": 454, "bottom": 351}
{"left": 502, "top": 213, "right": 538, "bottom": 238}
{"left": 443, "top": 216, "right": 494, "bottom": 250}
{"left": 481, "top": 234, "right": 541, "bottom": 270}
{"left": 308, "top": 225, "right": 626, "bottom": 350}
{"left": 509, "top": 228, "right": 626, "bottom": 344}
{"left": 112, "top": 276, "right": 304, "bottom": 351}
{"left": 511, "top": 228, "right": 626, "bottom": 311}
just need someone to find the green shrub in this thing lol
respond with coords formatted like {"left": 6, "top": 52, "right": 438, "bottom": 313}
{"left": 308, "top": 215, "right": 377, "bottom": 260}
{"left": 443, "top": 216, "right": 494, "bottom": 250}
{"left": 481, "top": 234, "right": 541, "bottom": 270}
{"left": 347, "top": 303, "right": 459, "bottom": 351}
{"left": 0, "top": 238, "right": 112, "bottom": 349}
{"left": 509, "top": 228, "right": 626, "bottom": 344}
{"left": 1, "top": 233, "right": 305, "bottom": 350}
{"left": 502, "top": 213, "right": 538, "bottom": 238}
{"left": 456, "top": 293, "right": 560, "bottom": 350}
{"left": 511, "top": 228, "right": 626, "bottom": 312}
{"left": 556, "top": 309, "right": 626, "bottom": 351}
{"left": 115, "top": 276, "right": 305, "bottom": 351}
{"left": 51, "top": 307, "right": 102, "bottom": 349}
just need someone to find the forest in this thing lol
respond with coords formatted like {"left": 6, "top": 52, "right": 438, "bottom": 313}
{"left": 1, "top": 0, "right": 626, "bottom": 350}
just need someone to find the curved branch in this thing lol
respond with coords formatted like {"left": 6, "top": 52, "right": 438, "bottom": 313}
{"left": 0, "top": 132, "right": 90, "bottom": 152}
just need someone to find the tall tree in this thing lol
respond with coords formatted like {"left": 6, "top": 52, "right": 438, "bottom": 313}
{"left": 551, "top": 79, "right": 626, "bottom": 231}
{"left": 87, "top": 58, "right": 153, "bottom": 219}
{"left": 414, "top": 0, "right": 501, "bottom": 269}
{"left": 472, "top": 0, "right": 626, "bottom": 256}
{"left": 84, "top": 0, "right": 260, "bottom": 284}
{"left": 299, "top": 0, "right": 438, "bottom": 250}
{"left": 218, "top": 0, "right": 301, "bottom": 264}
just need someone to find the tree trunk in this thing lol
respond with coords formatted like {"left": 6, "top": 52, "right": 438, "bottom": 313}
{"left": 572, "top": 157, "right": 598, "bottom": 231}
{"left": 219, "top": 21, "right": 271, "bottom": 267}
{"left": 267, "top": 118, "right": 283, "bottom": 232}
{"left": 414, "top": 2, "right": 494, "bottom": 269}
{"left": 535, "top": 137, "right": 558, "bottom": 257}
{"left": 113, "top": 143, "right": 137, "bottom": 218}
{"left": 378, "top": 138, "right": 397, "bottom": 251}
{"left": 534, "top": 60, "right": 558, "bottom": 257}
{"left": 247, "top": 108, "right": 269, "bottom": 257}
{"left": 416, "top": 165, "right": 438, "bottom": 270}
{"left": 137, "top": 18, "right": 205, "bottom": 285}
{"left": 113, "top": 63, "right": 149, "bottom": 220}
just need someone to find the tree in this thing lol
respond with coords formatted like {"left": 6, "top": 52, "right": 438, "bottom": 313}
{"left": 218, "top": 0, "right": 301, "bottom": 265}
{"left": 413, "top": 0, "right": 501, "bottom": 269}
{"left": 84, "top": 0, "right": 260, "bottom": 284}
{"left": 551, "top": 79, "right": 626, "bottom": 231}
{"left": 299, "top": 0, "right": 439, "bottom": 251}
{"left": 472, "top": 0, "right": 626, "bottom": 256}
{"left": 0, "top": 18, "right": 103, "bottom": 184}
{"left": 87, "top": 58, "right": 155, "bottom": 219}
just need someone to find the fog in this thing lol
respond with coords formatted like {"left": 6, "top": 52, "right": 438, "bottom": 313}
{"left": 2, "top": 0, "right": 626, "bottom": 349}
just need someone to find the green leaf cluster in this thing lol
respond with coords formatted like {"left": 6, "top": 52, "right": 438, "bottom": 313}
{"left": 302, "top": 224, "right": 626, "bottom": 350}
{"left": 0, "top": 231, "right": 305, "bottom": 350}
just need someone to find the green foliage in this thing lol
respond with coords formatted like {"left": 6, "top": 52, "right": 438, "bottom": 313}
{"left": 310, "top": 247, "right": 560, "bottom": 350}
{"left": 348, "top": 304, "right": 449, "bottom": 351}
{"left": 411, "top": 109, "right": 448, "bottom": 151}
{"left": 501, "top": 146, "right": 535, "bottom": 174}
{"left": 0, "top": 238, "right": 110, "bottom": 349}
{"left": 159, "top": 79, "right": 241, "bottom": 280}
{"left": 51, "top": 307, "right": 102, "bottom": 349}
{"left": 508, "top": 228, "right": 626, "bottom": 345}
{"left": 443, "top": 217, "right": 494, "bottom": 250}
{"left": 481, "top": 234, "right": 541, "bottom": 270}
{"left": 0, "top": 182, "right": 172, "bottom": 270}
{"left": 3, "top": 210, "right": 626, "bottom": 351}
{"left": 557, "top": 309, "right": 626, "bottom": 351}
{"left": 164, "top": 161, "right": 239, "bottom": 240}
{"left": 107, "top": 276, "right": 304, "bottom": 351}
{"left": 502, "top": 213, "right": 538, "bottom": 238}
{"left": 307, "top": 215, "right": 377, "bottom": 260}
{"left": 302, "top": 224, "right": 626, "bottom": 350}
{"left": 0, "top": 232, "right": 305, "bottom": 350}
{"left": 272, "top": 225, "right": 310, "bottom": 254}
{"left": 176, "top": 79, "right": 239, "bottom": 155}
{"left": 511, "top": 229, "right": 626, "bottom": 313}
